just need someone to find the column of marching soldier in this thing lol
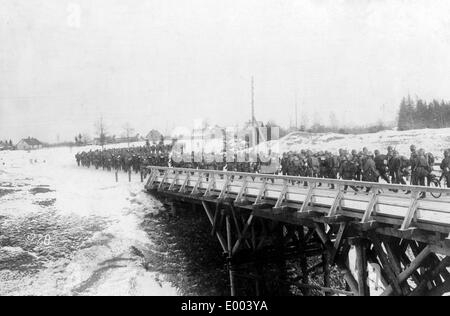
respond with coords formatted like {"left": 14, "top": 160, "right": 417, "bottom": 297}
{"left": 75, "top": 144, "right": 450, "bottom": 197}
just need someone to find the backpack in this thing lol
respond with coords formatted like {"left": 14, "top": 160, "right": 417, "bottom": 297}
{"left": 333, "top": 156, "right": 340, "bottom": 168}
{"left": 310, "top": 157, "right": 320, "bottom": 169}
{"left": 343, "top": 160, "right": 356, "bottom": 174}
{"left": 427, "top": 153, "right": 435, "bottom": 169}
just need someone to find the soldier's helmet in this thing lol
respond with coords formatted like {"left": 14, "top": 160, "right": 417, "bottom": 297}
{"left": 387, "top": 145, "right": 393, "bottom": 151}
{"left": 410, "top": 145, "right": 416, "bottom": 151}
{"left": 374, "top": 149, "right": 380, "bottom": 156}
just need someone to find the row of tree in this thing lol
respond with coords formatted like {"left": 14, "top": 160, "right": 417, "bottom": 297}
{"left": 398, "top": 96, "right": 450, "bottom": 131}
{"left": 74, "top": 119, "right": 164, "bottom": 148}
{"left": 0, "top": 140, "right": 14, "bottom": 147}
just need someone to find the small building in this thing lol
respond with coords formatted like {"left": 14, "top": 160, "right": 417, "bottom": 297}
{"left": 93, "top": 135, "right": 115, "bottom": 146}
{"left": 16, "top": 137, "right": 43, "bottom": 150}
{"left": 115, "top": 134, "right": 141, "bottom": 144}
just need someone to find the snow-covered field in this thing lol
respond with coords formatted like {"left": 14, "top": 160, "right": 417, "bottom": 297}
{"left": 0, "top": 145, "right": 177, "bottom": 296}
{"left": 256, "top": 128, "right": 450, "bottom": 159}
{"left": 1, "top": 127, "right": 449, "bottom": 296}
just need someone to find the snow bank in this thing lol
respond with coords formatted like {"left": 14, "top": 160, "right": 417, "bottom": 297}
{"left": 255, "top": 128, "right": 450, "bottom": 158}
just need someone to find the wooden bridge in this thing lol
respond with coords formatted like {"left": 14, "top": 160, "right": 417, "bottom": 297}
{"left": 144, "top": 166, "right": 450, "bottom": 296}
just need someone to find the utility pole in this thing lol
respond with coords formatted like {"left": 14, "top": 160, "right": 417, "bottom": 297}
{"left": 251, "top": 76, "right": 256, "bottom": 127}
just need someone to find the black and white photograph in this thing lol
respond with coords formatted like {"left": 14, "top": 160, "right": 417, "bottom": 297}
{"left": 1, "top": 0, "right": 450, "bottom": 299}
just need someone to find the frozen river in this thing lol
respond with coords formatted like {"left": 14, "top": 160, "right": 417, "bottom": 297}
{"left": 0, "top": 146, "right": 178, "bottom": 296}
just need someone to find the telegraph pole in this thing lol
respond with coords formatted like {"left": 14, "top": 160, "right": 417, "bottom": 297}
{"left": 251, "top": 76, "right": 256, "bottom": 127}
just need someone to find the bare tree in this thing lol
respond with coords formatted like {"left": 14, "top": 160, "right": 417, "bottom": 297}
{"left": 300, "top": 111, "right": 309, "bottom": 130}
{"left": 95, "top": 116, "right": 108, "bottom": 149}
{"left": 81, "top": 133, "right": 91, "bottom": 145}
{"left": 123, "top": 122, "right": 135, "bottom": 147}
{"left": 329, "top": 111, "right": 339, "bottom": 130}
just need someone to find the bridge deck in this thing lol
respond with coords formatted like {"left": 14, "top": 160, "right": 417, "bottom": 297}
{"left": 144, "top": 166, "right": 450, "bottom": 296}
{"left": 145, "top": 166, "right": 450, "bottom": 254}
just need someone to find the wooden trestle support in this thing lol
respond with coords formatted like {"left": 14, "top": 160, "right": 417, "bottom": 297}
{"left": 145, "top": 166, "right": 450, "bottom": 296}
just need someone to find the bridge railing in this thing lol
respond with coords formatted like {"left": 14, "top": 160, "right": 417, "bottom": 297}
{"left": 145, "top": 166, "right": 450, "bottom": 236}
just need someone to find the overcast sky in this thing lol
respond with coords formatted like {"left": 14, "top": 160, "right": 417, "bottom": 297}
{"left": 2, "top": 0, "right": 450, "bottom": 142}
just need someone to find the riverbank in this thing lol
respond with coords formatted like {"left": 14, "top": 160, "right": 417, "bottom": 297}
{"left": 0, "top": 146, "right": 176, "bottom": 295}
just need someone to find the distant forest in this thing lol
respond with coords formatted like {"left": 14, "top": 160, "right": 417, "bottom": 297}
{"left": 398, "top": 96, "right": 450, "bottom": 131}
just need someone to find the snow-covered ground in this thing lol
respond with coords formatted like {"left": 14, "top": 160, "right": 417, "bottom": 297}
{"left": 255, "top": 128, "right": 450, "bottom": 159}
{"left": 1, "top": 127, "right": 449, "bottom": 296}
{"left": 0, "top": 145, "right": 177, "bottom": 296}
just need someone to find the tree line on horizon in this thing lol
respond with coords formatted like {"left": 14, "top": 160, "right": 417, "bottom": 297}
{"left": 398, "top": 96, "right": 450, "bottom": 131}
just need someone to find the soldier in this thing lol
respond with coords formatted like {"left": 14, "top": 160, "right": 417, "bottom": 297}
{"left": 374, "top": 149, "right": 390, "bottom": 183}
{"left": 281, "top": 153, "right": 289, "bottom": 175}
{"left": 216, "top": 155, "right": 225, "bottom": 172}
{"left": 75, "top": 153, "right": 81, "bottom": 166}
{"left": 410, "top": 145, "right": 418, "bottom": 185}
{"left": 416, "top": 149, "right": 429, "bottom": 198}
{"left": 362, "top": 152, "right": 379, "bottom": 192}
{"left": 308, "top": 152, "right": 320, "bottom": 178}
{"left": 339, "top": 155, "right": 359, "bottom": 192}
{"left": 388, "top": 151, "right": 407, "bottom": 192}
{"left": 351, "top": 150, "right": 362, "bottom": 181}
{"left": 292, "top": 156, "right": 302, "bottom": 176}
{"left": 399, "top": 155, "right": 411, "bottom": 194}
{"left": 286, "top": 154, "right": 296, "bottom": 176}
{"left": 318, "top": 151, "right": 327, "bottom": 179}
{"left": 440, "top": 150, "right": 450, "bottom": 188}
{"left": 387, "top": 146, "right": 394, "bottom": 160}
{"left": 426, "top": 151, "right": 435, "bottom": 186}
{"left": 324, "top": 151, "right": 337, "bottom": 189}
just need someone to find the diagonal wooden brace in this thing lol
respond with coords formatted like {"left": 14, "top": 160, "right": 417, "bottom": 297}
{"left": 145, "top": 169, "right": 157, "bottom": 189}
{"left": 274, "top": 180, "right": 288, "bottom": 211}
{"left": 157, "top": 170, "right": 169, "bottom": 191}
{"left": 399, "top": 191, "right": 420, "bottom": 232}
{"left": 191, "top": 172, "right": 203, "bottom": 195}
{"left": 330, "top": 223, "right": 347, "bottom": 264}
{"left": 232, "top": 213, "right": 255, "bottom": 255}
{"left": 218, "top": 175, "right": 230, "bottom": 200}
{"left": 381, "top": 245, "right": 432, "bottom": 296}
{"left": 179, "top": 173, "right": 190, "bottom": 193}
{"left": 327, "top": 185, "right": 343, "bottom": 218}
{"left": 203, "top": 173, "right": 216, "bottom": 197}
{"left": 253, "top": 178, "right": 267, "bottom": 206}
{"left": 202, "top": 201, "right": 228, "bottom": 254}
{"left": 299, "top": 183, "right": 316, "bottom": 213}
{"left": 234, "top": 177, "right": 248, "bottom": 204}
{"left": 360, "top": 190, "right": 379, "bottom": 228}
{"left": 168, "top": 171, "right": 179, "bottom": 191}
